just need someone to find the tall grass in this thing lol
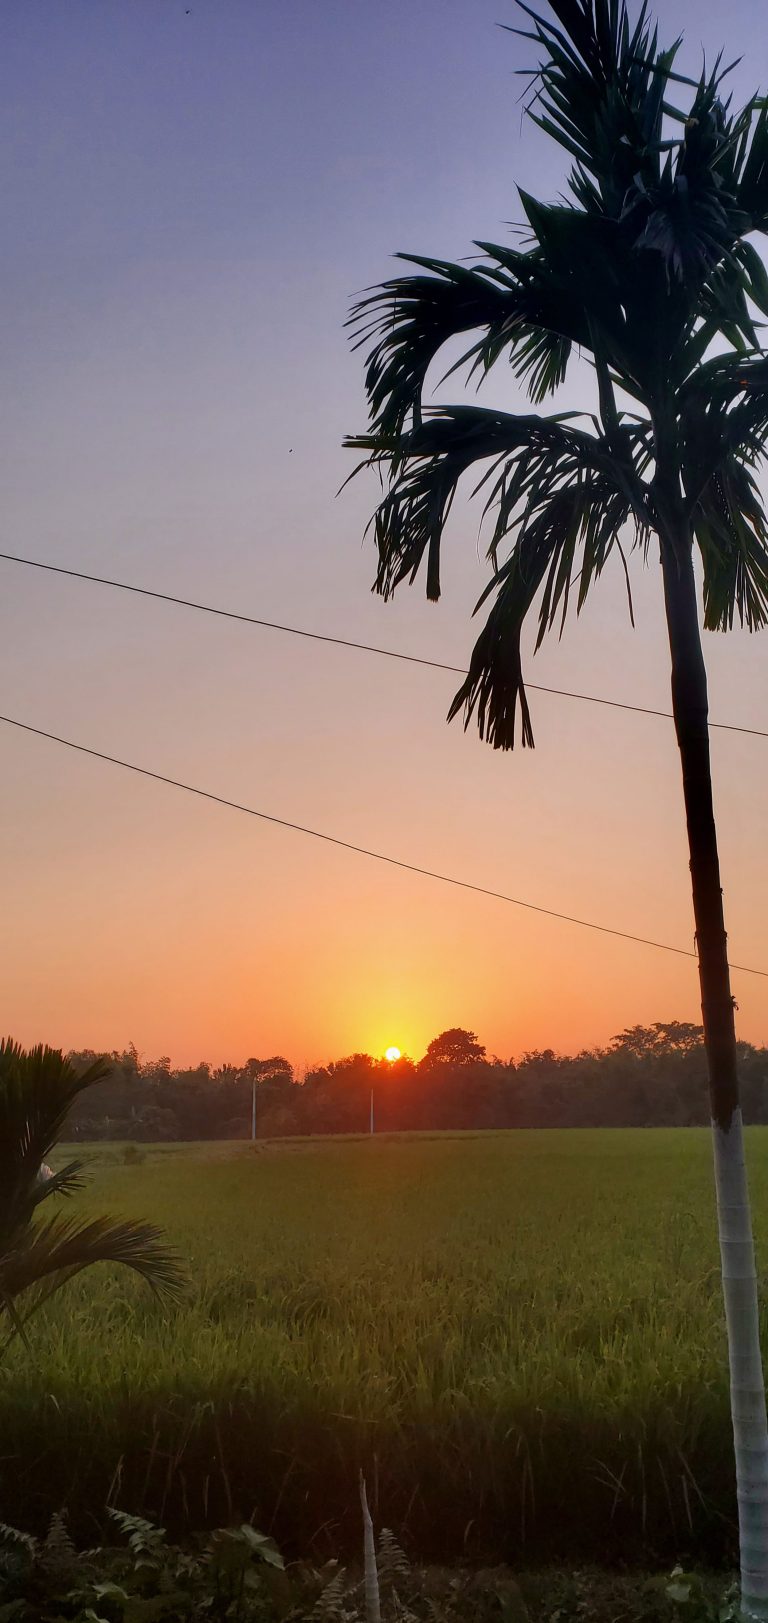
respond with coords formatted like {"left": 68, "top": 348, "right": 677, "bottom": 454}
{"left": 1, "top": 1129, "right": 762, "bottom": 1565}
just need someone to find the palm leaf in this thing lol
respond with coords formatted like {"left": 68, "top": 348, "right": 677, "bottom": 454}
{"left": 348, "top": 257, "right": 517, "bottom": 437}
{"left": 0, "top": 1038, "right": 186, "bottom": 1352}
{"left": 510, "top": 0, "right": 671, "bottom": 217}
{"left": 448, "top": 470, "right": 640, "bottom": 749}
{"left": 346, "top": 0, "right": 768, "bottom": 754}
{"left": 0, "top": 1212, "right": 186, "bottom": 1337}
{"left": 736, "top": 98, "right": 768, "bottom": 226}
{"left": 694, "top": 456, "right": 768, "bottom": 630}
{"left": 347, "top": 406, "right": 648, "bottom": 609}
{"left": 31, "top": 1159, "right": 87, "bottom": 1208}
{"left": 0, "top": 1039, "right": 109, "bottom": 1239}
{"left": 680, "top": 352, "right": 768, "bottom": 504}
{"left": 348, "top": 245, "right": 594, "bottom": 436}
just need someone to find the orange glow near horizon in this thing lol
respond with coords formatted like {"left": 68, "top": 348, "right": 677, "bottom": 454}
{"left": 1, "top": 3, "right": 766, "bottom": 1074}
{"left": 3, "top": 595, "right": 768, "bottom": 1072}
{"left": 4, "top": 764, "right": 765, "bottom": 1072}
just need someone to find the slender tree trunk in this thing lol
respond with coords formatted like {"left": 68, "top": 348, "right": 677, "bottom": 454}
{"left": 661, "top": 534, "right": 768, "bottom": 1618}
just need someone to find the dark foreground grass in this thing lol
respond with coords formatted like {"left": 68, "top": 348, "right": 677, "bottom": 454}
{"left": 1, "top": 1129, "right": 763, "bottom": 1567}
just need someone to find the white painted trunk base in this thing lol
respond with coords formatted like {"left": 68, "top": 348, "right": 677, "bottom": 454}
{"left": 713, "top": 1110, "right": 768, "bottom": 1618}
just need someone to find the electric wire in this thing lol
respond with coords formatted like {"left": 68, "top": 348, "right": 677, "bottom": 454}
{"left": 1, "top": 550, "right": 765, "bottom": 739}
{"left": 1, "top": 710, "right": 766, "bottom": 980}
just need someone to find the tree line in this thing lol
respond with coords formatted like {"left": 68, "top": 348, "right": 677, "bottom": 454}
{"left": 64, "top": 1023, "right": 768, "bottom": 1140}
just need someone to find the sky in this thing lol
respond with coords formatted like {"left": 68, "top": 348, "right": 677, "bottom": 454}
{"left": 0, "top": 0, "right": 766, "bottom": 1071}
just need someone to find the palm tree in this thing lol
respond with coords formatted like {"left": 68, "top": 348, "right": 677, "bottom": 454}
{"left": 346, "top": 1, "right": 768, "bottom": 1611}
{"left": 0, "top": 1037, "right": 185, "bottom": 1352}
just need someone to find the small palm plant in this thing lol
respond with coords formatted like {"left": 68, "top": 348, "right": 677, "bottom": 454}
{"left": 0, "top": 1037, "right": 185, "bottom": 1352}
{"left": 347, "top": 1, "right": 768, "bottom": 1612}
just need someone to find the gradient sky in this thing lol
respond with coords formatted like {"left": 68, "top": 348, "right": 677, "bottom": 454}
{"left": 0, "top": 0, "right": 766, "bottom": 1071}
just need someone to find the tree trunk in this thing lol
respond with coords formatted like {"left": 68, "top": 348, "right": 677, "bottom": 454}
{"left": 661, "top": 535, "right": 768, "bottom": 1618}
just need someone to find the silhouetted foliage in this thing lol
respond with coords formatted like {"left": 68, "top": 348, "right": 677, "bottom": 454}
{"left": 420, "top": 1028, "right": 487, "bottom": 1068}
{"left": 61, "top": 1021, "right": 768, "bottom": 1140}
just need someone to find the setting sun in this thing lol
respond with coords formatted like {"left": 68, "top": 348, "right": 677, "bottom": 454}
{"left": 384, "top": 1046, "right": 401, "bottom": 1063}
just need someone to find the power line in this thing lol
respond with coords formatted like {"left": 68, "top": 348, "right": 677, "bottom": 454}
{"left": 1, "top": 550, "right": 765, "bottom": 741}
{"left": 1, "top": 709, "right": 766, "bottom": 980}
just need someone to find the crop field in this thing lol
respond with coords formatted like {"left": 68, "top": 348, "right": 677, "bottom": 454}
{"left": 3, "top": 1129, "right": 766, "bottom": 1566}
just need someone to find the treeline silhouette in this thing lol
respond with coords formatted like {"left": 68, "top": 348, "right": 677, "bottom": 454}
{"left": 64, "top": 1023, "right": 768, "bottom": 1140}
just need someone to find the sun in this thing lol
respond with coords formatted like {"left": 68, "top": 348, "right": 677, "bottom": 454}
{"left": 384, "top": 1046, "right": 401, "bottom": 1063}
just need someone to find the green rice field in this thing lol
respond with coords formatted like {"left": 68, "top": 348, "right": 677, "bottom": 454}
{"left": 4, "top": 1129, "right": 765, "bottom": 1566}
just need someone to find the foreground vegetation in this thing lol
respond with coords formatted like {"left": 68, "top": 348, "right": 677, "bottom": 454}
{"left": 0, "top": 1131, "right": 763, "bottom": 1569}
{"left": 0, "top": 1038, "right": 185, "bottom": 1355}
{"left": 0, "top": 1508, "right": 738, "bottom": 1622}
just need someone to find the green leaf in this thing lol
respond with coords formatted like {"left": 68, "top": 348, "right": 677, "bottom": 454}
{"left": 235, "top": 1525, "right": 284, "bottom": 1569}
{"left": 0, "top": 1524, "right": 37, "bottom": 1561}
{"left": 738, "top": 239, "right": 768, "bottom": 316}
{"left": 207, "top": 1525, "right": 284, "bottom": 1573}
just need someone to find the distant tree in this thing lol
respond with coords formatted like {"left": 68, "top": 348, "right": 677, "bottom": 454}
{"left": 214, "top": 1063, "right": 241, "bottom": 1083}
{"left": 66, "top": 1047, "right": 145, "bottom": 1137}
{"left": 306, "top": 1053, "right": 376, "bottom": 1085}
{"left": 421, "top": 1029, "right": 487, "bottom": 1068}
{"left": 300, "top": 1055, "right": 373, "bottom": 1134}
{"left": 244, "top": 1056, "right": 293, "bottom": 1084}
{"left": 611, "top": 1021, "right": 704, "bottom": 1057}
{"left": 239, "top": 1057, "right": 295, "bottom": 1141}
{"left": 517, "top": 1048, "right": 560, "bottom": 1070}
{"left": 133, "top": 1104, "right": 180, "bottom": 1141}
{"left": 52, "top": 1023, "right": 765, "bottom": 1139}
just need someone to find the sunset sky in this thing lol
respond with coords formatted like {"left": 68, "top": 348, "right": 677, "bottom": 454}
{"left": 0, "top": 0, "right": 766, "bottom": 1071}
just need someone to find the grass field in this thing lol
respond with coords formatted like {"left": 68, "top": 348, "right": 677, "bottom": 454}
{"left": 2, "top": 1128, "right": 764, "bottom": 1567}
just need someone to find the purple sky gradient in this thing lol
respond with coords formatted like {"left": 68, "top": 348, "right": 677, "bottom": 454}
{"left": 0, "top": 0, "right": 766, "bottom": 1068}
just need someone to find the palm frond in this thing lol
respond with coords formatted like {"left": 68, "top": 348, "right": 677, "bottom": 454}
{"left": 346, "top": 1, "right": 768, "bottom": 756}
{"left": 0, "top": 1038, "right": 186, "bottom": 1354}
{"left": 31, "top": 1159, "right": 87, "bottom": 1210}
{"left": 346, "top": 406, "right": 648, "bottom": 608}
{"left": 0, "top": 1212, "right": 187, "bottom": 1333}
{"left": 448, "top": 469, "right": 642, "bottom": 749}
{"left": 347, "top": 245, "right": 593, "bottom": 438}
{"left": 694, "top": 257, "right": 759, "bottom": 363}
{"left": 680, "top": 352, "right": 768, "bottom": 503}
{"left": 509, "top": 322, "right": 572, "bottom": 403}
{"left": 694, "top": 456, "right": 768, "bottom": 630}
{"left": 518, "top": 2, "right": 762, "bottom": 324}
{"left": 511, "top": 0, "right": 672, "bottom": 217}
{"left": 348, "top": 257, "right": 517, "bottom": 437}
{"left": 0, "top": 1040, "right": 109, "bottom": 1239}
{"left": 642, "top": 71, "right": 745, "bottom": 270}
{"left": 678, "top": 353, "right": 768, "bottom": 630}
{"left": 736, "top": 98, "right": 768, "bottom": 227}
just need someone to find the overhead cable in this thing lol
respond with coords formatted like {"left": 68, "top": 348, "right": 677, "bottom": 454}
{"left": 0, "top": 550, "right": 765, "bottom": 740}
{"left": 1, "top": 710, "right": 766, "bottom": 979}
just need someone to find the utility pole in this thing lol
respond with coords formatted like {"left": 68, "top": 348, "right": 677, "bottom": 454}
{"left": 251, "top": 1079, "right": 257, "bottom": 1142}
{"left": 370, "top": 1088, "right": 374, "bottom": 1135}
